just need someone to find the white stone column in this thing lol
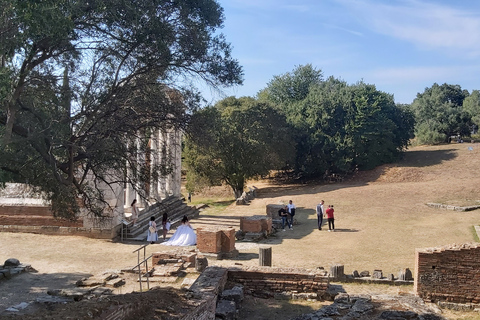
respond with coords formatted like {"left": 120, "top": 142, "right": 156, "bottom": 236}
{"left": 150, "top": 129, "right": 160, "bottom": 201}
{"left": 157, "top": 129, "right": 168, "bottom": 199}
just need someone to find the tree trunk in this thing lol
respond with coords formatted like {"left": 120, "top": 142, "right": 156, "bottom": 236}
{"left": 233, "top": 188, "right": 243, "bottom": 199}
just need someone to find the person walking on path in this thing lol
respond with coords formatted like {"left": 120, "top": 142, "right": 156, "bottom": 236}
{"left": 278, "top": 206, "right": 291, "bottom": 231}
{"left": 161, "top": 212, "right": 170, "bottom": 240}
{"left": 316, "top": 200, "right": 325, "bottom": 230}
{"left": 325, "top": 205, "right": 335, "bottom": 232}
{"left": 130, "top": 199, "right": 139, "bottom": 226}
{"left": 287, "top": 200, "right": 296, "bottom": 230}
{"left": 147, "top": 216, "right": 158, "bottom": 244}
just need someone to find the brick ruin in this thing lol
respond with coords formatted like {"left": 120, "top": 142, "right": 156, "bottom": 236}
{"left": 414, "top": 242, "right": 480, "bottom": 307}
{"left": 186, "top": 266, "right": 330, "bottom": 319}
{"left": 196, "top": 226, "right": 238, "bottom": 259}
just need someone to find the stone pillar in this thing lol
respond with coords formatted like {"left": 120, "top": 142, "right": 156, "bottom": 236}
{"left": 136, "top": 135, "right": 148, "bottom": 208}
{"left": 149, "top": 130, "right": 159, "bottom": 201}
{"left": 157, "top": 129, "right": 168, "bottom": 199}
{"left": 330, "top": 264, "right": 345, "bottom": 279}
{"left": 259, "top": 247, "right": 272, "bottom": 266}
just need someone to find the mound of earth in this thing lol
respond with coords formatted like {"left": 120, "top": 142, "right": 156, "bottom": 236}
{"left": 0, "top": 287, "right": 194, "bottom": 320}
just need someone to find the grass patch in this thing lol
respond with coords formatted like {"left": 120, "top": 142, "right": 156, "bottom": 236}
{"left": 190, "top": 198, "right": 234, "bottom": 215}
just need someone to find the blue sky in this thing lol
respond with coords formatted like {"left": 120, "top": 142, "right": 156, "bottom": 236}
{"left": 203, "top": 0, "right": 480, "bottom": 105}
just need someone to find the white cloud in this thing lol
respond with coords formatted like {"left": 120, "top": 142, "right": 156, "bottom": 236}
{"left": 337, "top": 0, "right": 480, "bottom": 57}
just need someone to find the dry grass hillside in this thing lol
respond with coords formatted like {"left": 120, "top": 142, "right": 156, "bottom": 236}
{"left": 200, "top": 142, "right": 480, "bottom": 275}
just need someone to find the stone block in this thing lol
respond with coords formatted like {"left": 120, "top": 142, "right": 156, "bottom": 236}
{"left": 266, "top": 204, "right": 286, "bottom": 218}
{"left": 359, "top": 270, "right": 370, "bottom": 277}
{"left": 151, "top": 264, "right": 182, "bottom": 277}
{"left": 106, "top": 278, "right": 125, "bottom": 288}
{"left": 398, "top": 268, "right": 413, "bottom": 281}
{"left": 4, "top": 258, "right": 20, "bottom": 267}
{"left": 197, "top": 228, "right": 222, "bottom": 254}
{"left": 216, "top": 300, "right": 237, "bottom": 320}
{"left": 221, "top": 227, "right": 236, "bottom": 252}
{"left": 196, "top": 256, "right": 208, "bottom": 272}
{"left": 240, "top": 216, "right": 272, "bottom": 234}
{"left": 197, "top": 226, "right": 236, "bottom": 254}
{"left": 221, "top": 285, "right": 244, "bottom": 305}
{"left": 372, "top": 270, "right": 383, "bottom": 279}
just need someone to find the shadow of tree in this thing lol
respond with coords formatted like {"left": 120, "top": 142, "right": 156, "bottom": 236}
{"left": 400, "top": 149, "right": 457, "bottom": 167}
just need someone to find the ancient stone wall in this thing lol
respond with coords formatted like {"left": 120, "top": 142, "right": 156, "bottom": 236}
{"left": 415, "top": 243, "right": 480, "bottom": 304}
{"left": 0, "top": 224, "right": 117, "bottom": 239}
{"left": 227, "top": 266, "right": 329, "bottom": 299}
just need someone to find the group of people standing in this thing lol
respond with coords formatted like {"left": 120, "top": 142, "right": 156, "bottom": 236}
{"left": 278, "top": 199, "right": 335, "bottom": 232}
{"left": 316, "top": 200, "right": 335, "bottom": 232}
{"left": 130, "top": 199, "right": 196, "bottom": 246}
{"left": 278, "top": 200, "right": 296, "bottom": 231}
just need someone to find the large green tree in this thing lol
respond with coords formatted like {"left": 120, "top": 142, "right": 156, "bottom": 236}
{"left": 463, "top": 90, "right": 480, "bottom": 133}
{"left": 184, "top": 97, "right": 294, "bottom": 198}
{"left": 260, "top": 65, "right": 414, "bottom": 177}
{"left": 0, "top": 0, "right": 242, "bottom": 218}
{"left": 410, "top": 83, "right": 470, "bottom": 144}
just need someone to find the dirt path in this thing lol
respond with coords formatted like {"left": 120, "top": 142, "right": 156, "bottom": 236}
{"left": 1, "top": 143, "right": 480, "bottom": 318}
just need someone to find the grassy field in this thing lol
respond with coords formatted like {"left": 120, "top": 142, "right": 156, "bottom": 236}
{"left": 190, "top": 142, "right": 480, "bottom": 275}
{"left": 2, "top": 142, "right": 480, "bottom": 319}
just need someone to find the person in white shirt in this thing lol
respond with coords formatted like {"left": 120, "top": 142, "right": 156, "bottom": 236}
{"left": 287, "top": 200, "right": 296, "bottom": 230}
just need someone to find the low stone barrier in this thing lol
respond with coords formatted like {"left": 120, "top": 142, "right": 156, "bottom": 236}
{"left": 426, "top": 203, "right": 480, "bottom": 212}
{"left": 226, "top": 266, "right": 329, "bottom": 300}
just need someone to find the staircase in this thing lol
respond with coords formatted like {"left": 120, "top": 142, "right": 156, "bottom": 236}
{"left": 121, "top": 196, "right": 199, "bottom": 241}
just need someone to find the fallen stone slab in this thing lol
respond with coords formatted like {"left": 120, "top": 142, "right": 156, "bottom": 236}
{"left": 105, "top": 278, "right": 125, "bottom": 288}
{"left": 5, "top": 302, "right": 30, "bottom": 312}
{"left": 75, "top": 277, "right": 106, "bottom": 287}
{"left": 151, "top": 264, "right": 183, "bottom": 277}
{"left": 47, "top": 287, "right": 93, "bottom": 301}
{"left": 36, "top": 295, "right": 73, "bottom": 304}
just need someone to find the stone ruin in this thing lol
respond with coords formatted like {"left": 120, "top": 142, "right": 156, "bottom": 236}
{"left": 236, "top": 215, "right": 272, "bottom": 241}
{"left": 235, "top": 186, "right": 258, "bottom": 205}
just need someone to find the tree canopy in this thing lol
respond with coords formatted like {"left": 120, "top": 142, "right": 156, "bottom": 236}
{"left": 409, "top": 83, "right": 470, "bottom": 144}
{"left": 184, "top": 96, "right": 294, "bottom": 198}
{"left": 0, "top": 0, "right": 243, "bottom": 218}
{"left": 259, "top": 65, "right": 414, "bottom": 177}
{"left": 463, "top": 90, "right": 480, "bottom": 133}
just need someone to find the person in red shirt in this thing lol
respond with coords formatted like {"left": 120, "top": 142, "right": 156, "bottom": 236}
{"left": 324, "top": 205, "right": 335, "bottom": 232}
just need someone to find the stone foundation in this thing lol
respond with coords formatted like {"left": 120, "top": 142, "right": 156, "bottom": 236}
{"left": 226, "top": 266, "right": 329, "bottom": 299}
{"left": 415, "top": 242, "right": 480, "bottom": 305}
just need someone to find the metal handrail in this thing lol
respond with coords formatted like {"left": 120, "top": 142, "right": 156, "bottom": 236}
{"left": 131, "top": 253, "right": 153, "bottom": 292}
